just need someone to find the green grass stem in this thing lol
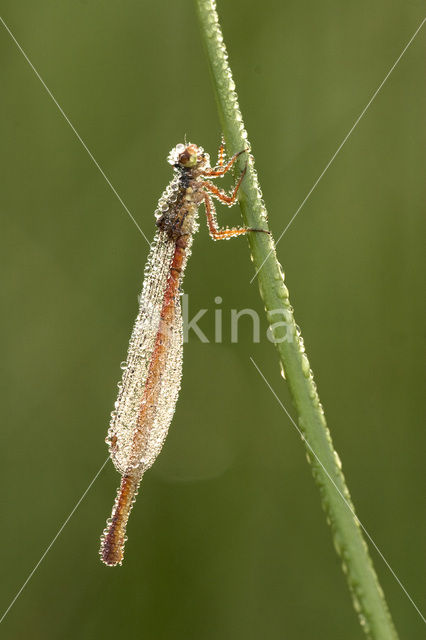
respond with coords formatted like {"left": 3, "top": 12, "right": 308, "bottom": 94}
{"left": 194, "top": 2, "right": 399, "bottom": 638}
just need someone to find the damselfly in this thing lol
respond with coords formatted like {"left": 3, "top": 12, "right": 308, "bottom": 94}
{"left": 100, "top": 140, "right": 267, "bottom": 566}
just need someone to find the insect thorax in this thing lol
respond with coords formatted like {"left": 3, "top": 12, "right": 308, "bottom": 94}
{"left": 155, "top": 168, "right": 204, "bottom": 241}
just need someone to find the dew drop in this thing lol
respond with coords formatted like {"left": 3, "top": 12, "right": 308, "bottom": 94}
{"left": 301, "top": 354, "right": 310, "bottom": 377}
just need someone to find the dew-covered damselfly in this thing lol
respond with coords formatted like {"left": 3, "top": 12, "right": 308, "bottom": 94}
{"left": 100, "top": 141, "right": 267, "bottom": 566}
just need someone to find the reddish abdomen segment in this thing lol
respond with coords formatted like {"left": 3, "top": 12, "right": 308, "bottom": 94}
{"left": 100, "top": 474, "right": 140, "bottom": 566}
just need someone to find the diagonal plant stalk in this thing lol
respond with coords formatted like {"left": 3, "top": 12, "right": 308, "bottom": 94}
{"left": 194, "top": 1, "right": 399, "bottom": 638}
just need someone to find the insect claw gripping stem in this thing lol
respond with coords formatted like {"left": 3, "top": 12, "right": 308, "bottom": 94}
{"left": 100, "top": 141, "right": 268, "bottom": 565}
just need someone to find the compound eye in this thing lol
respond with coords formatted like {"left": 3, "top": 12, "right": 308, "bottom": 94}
{"left": 178, "top": 145, "right": 198, "bottom": 167}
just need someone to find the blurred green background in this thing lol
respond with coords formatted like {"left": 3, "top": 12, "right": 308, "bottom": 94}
{"left": 1, "top": 2, "right": 424, "bottom": 638}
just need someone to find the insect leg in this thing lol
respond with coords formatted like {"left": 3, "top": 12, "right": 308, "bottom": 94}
{"left": 203, "top": 192, "right": 268, "bottom": 240}
{"left": 201, "top": 149, "right": 246, "bottom": 178}
{"left": 217, "top": 135, "right": 226, "bottom": 167}
{"left": 202, "top": 163, "right": 247, "bottom": 205}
